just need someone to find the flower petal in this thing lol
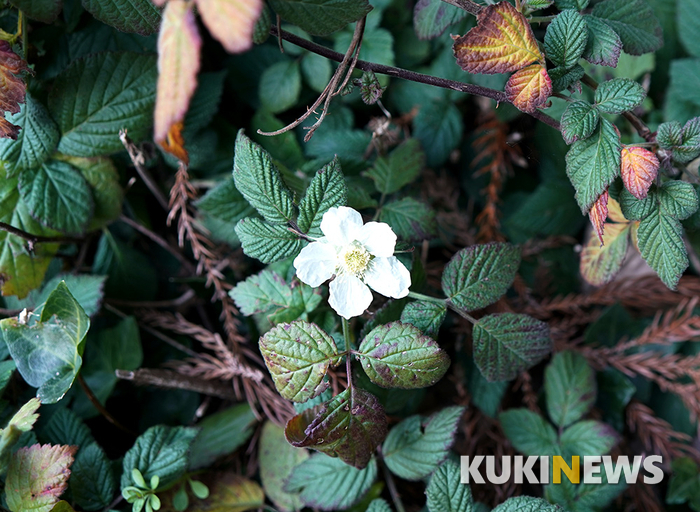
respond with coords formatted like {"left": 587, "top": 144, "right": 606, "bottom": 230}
{"left": 329, "top": 274, "right": 373, "bottom": 319}
{"left": 364, "top": 256, "right": 411, "bottom": 299}
{"left": 355, "top": 221, "right": 397, "bottom": 257}
{"left": 320, "top": 206, "right": 364, "bottom": 246}
{"left": 293, "top": 241, "right": 337, "bottom": 287}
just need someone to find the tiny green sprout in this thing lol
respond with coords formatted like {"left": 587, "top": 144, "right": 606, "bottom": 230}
{"left": 188, "top": 479, "right": 210, "bottom": 499}
{"left": 122, "top": 468, "right": 162, "bottom": 512}
{"left": 172, "top": 484, "right": 189, "bottom": 512}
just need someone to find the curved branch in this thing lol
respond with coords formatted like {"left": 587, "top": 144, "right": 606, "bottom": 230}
{"left": 0, "top": 222, "right": 82, "bottom": 250}
{"left": 270, "top": 26, "right": 562, "bottom": 131}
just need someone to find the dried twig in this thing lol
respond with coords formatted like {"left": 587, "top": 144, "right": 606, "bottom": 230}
{"left": 115, "top": 368, "right": 238, "bottom": 400}
{"left": 0, "top": 222, "right": 81, "bottom": 250}
{"left": 119, "top": 130, "right": 169, "bottom": 210}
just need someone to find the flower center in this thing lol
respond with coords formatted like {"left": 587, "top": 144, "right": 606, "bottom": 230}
{"left": 341, "top": 244, "right": 371, "bottom": 277}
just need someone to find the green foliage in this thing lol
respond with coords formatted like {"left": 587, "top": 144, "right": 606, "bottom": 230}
{"left": 591, "top": 0, "right": 663, "bottom": 56}
{"left": 560, "top": 101, "right": 599, "bottom": 144}
{"left": 400, "top": 300, "right": 446, "bottom": 338}
{"left": 667, "top": 458, "right": 700, "bottom": 510}
{"left": 70, "top": 443, "right": 115, "bottom": 511}
{"left": 499, "top": 409, "right": 559, "bottom": 456}
{"left": 582, "top": 15, "right": 622, "bottom": 67}
{"left": 268, "top": 0, "right": 372, "bottom": 36}
{"left": 297, "top": 157, "right": 347, "bottom": 237}
{"left": 188, "top": 404, "right": 257, "bottom": 469}
{"left": 81, "top": 0, "right": 161, "bottom": 35}
{"left": 413, "top": 0, "right": 466, "bottom": 41}
{"left": 379, "top": 198, "right": 436, "bottom": 242}
{"left": 259, "top": 60, "right": 302, "bottom": 114}
{"left": 235, "top": 218, "right": 304, "bottom": 263}
{"left": 544, "top": 10, "right": 588, "bottom": 71}
{"left": 426, "top": 460, "right": 473, "bottom": 512}
{"left": 259, "top": 422, "right": 307, "bottom": 512}
{"left": 594, "top": 78, "right": 646, "bottom": 114}
{"left": 657, "top": 118, "right": 700, "bottom": 163}
{"left": 365, "top": 139, "right": 424, "bottom": 195}
{"left": 544, "top": 351, "right": 596, "bottom": 428}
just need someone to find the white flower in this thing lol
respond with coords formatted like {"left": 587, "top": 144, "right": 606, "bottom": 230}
{"left": 293, "top": 206, "right": 411, "bottom": 319}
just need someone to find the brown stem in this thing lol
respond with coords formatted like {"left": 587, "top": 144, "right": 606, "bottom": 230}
{"left": 440, "top": 0, "right": 482, "bottom": 15}
{"left": 105, "top": 289, "right": 198, "bottom": 309}
{"left": 119, "top": 130, "right": 170, "bottom": 211}
{"left": 115, "top": 368, "right": 237, "bottom": 400}
{"left": 77, "top": 374, "right": 137, "bottom": 436}
{"left": 0, "top": 222, "right": 81, "bottom": 250}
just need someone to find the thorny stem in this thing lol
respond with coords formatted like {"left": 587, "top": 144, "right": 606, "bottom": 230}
{"left": 269, "top": 26, "right": 562, "bottom": 131}
{"left": 0, "top": 222, "right": 81, "bottom": 250}
{"left": 342, "top": 317, "right": 353, "bottom": 387}
{"left": 439, "top": 0, "right": 482, "bottom": 15}
{"left": 77, "top": 374, "right": 137, "bottom": 436}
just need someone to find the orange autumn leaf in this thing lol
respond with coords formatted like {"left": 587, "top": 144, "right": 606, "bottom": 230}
{"left": 160, "top": 122, "right": 189, "bottom": 164}
{"left": 154, "top": 0, "right": 201, "bottom": 146}
{"left": 453, "top": 1, "right": 543, "bottom": 74}
{"left": 196, "top": 0, "right": 262, "bottom": 54}
{"left": 505, "top": 64, "right": 552, "bottom": 113}
{"left": 0, "top": 41, "right": 31, "bottom": 139}
{"left": 621, "top": 146, "right": 659, "bottom": 200}
{"left": 589, "top": 189, "right": 609, "bottom": 246}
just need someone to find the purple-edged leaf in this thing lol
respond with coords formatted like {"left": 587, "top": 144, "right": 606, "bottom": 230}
{"left": 285, "top": 387, "right": 387, "bottom": 469}
{"left": 382, "top": 406, "right": 464, "bottom": 480}
{"left": 356, "top": 322, "right": 449, "bottom": 389}
{"left": 359, "top": 71, "right": 385, "bottom": 105}
{"left": 260, "top": 321, "right": 341, "bottom": 403}
{"left": 472, "top": 313, "right": 552, "bottom": 382}
{"left": 441, "top": 242, "right": 521, "bottom": 312}
{"left": 544, "top": 351, "right": 596, "bottom": 428}
{"left": 560, "top": 420, "right": 619, "bottom": 458}
{"left": 582, "top": 15, "right": 621, "bottom": 67}
{"left": 400, "top": 300, "right": 446, "bottom": 338}
{"left": 591, "top": 0, "right": 662, "bottom": 56}
{"left": 560, "top": 100, "right": 599, "bottom": 144}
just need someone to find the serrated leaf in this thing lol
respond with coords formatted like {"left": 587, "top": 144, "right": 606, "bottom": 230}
{"left": 453, "top": 1, "right": 543, "bottom": 74}
{"left": 659, "top": 181, "right": 699, "bottom": 220}
{"left": 505, "top": 64, "right": 552, "bottom": 114}
{"left": 548, "top": 64, "right": 584, "bottom": 94}
{"left": 0, "top": 398, "right": 41, "bottom": 473}
{"left": 233, "top": 130, "right": 295, "bottom": 224}
{"left": 441, "top": 242, "right": 521, "bottom": 312}
{"left": 619, "top": 188, "right": 655, "bottom": 221}
{"left": 582, "top": 15, "right": 621, "bottom": 67}
{"left": 545, "top": 351, "right": 596, "bottom": 428}
{"left": 154, "top": 0, "right": 201, "bottom": 144}
{"left": 637, "top": 205, "right": 688, "bottom": 289}
{"left": 499, "top": 409, "right": 559, "bottom": 456}
{"left": 40, "top": 408, "right": 93, "bottom": 447}
{"left": 6, "top": 444, "right": 77, "bottom": 512}
{"left": 544, "top": 10, "right": 588, "bottom": 70}
{"left": 560, "top": 420, "right": 618, "bottom": 457}
{"left": 400, "top": 300, "right": 446, "bottom": 338}
{"left": 297, "top": 157, "right": 347, "bottom": 237}
{"left": 286, "top": 387, "right": 387, "bottom": 468}
{"left": 82, "top": 0, "right": 160, "bottom": 35}
{"left": 414, "top": 99, "right": 462, "bottom": 167}
{"left": 591, "top": 0, "right": 662, "bottom": 56}
{"left": 0, "top": 95, "right": 59, "bottom": 176}
{"left": 365, "top": 139, "right": 424, "bottom": 195}
{"left": 120, "top": 425, "right": 199, "bottom": 490}
{"left": 560, "top": 101, "right": 599, "bottom": 144}
{"left": 231, "top": 268, "right": 300, "bottom": 315}
{"left": 18, "top": 160, "right": 93, "bottom": 236}
{"left": 382, "top": 406, "right": 464, "bottom": 480}
{"left": 189, "top": 404, "right": 257, "bottom": 469}
{"left": 413, "top": 0, "right": 467, "bottom": 40}
{"left": 235, "top": 218, "right": 303, "bottom": 264}
{"left": 356, "top": 322, "right": 450, "bottom": 389}
{"left": 267, "top": 0, "right": 371, "bottom": 36}
{"left": 368, "top": 498, "right": 392, "bottom": 512}
{"left": 594, "top": 78, "right": 645, "bottom": 114}
{"left": 259, "top": 422, "right": 307, "bottom": 512}
{"left": 579, "top": 218, "right": 631, "bottom": 286}
{"left": 9, "top": 0, "right": 61, "bottom": 23}
{"left": 48, "top": 52, "right": 157, "bottom": 156}
{"left": 473, "top": 313, "right": 552, "bottom": 382}
{"left": 70, "top": 443, "right": 115, "bottom": 511}
{"left": 379, "top": 197, "right": 436, "bottom": 242}
{"left": 426, "top": 459, "right": 473, "bottom": 512}
{"left": 186, "top": 71, "right": 226, "bottom": 133}
{"left": 678, "top": 0, "right": 700, "bottom": 58}
{"left": 196, "top": 177, "right": 256, "bottom": 246}
{"left": 259, "top": 320, "right": 340, "bottom": 402}
{"left": 492, "top": 496, "right": 562, "bottom": 512}
{"left": 620, "top": 146, "right": 658, "bottom": 200}
{"left": 565, "top": 118, "right": 621, "bottom": 213}
{"left": 589, "top": 190, "right": 608, "bottom": 246}
{"left": 285, "top": 455, "right": 377, "bottom": 510}
{"left": 554, "top": 0, "right": 587, "bottom": 9}
{"left": 196, "top": 0, "right": 262, "bottom": 53}
{"left": 657, "top": 118, "right": 700, "bottom": 163}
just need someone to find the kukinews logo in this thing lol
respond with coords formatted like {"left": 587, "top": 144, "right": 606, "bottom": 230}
{"left": 461, "top": 455, "right": 664, "bottom": 485}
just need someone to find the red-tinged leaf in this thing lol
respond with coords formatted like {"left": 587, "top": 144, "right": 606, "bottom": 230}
{"left": 505, "top": 64, "right": 552, "bottom": 113}
{"left": 580, "top": 221, "right": 632, "bottom": 286}
{"left": 589, "top": 190, "right": 609, "bottom": 246}
{"left": 621, "top": 146, "right": 659, "bottom": 200}
{"left": 154, "top": 0, "right": 201, "bottom": 144}
{"left": 453, "top": 1, "right": 543, "bottom": 74}
{"left": 0, "top": 41, "right": 30, "bottom": 139}
{"left": 0, "top": 116, "right": 20, "bottom": 139}
{"left": 6, "top": 444, "right": 77, "bottom": 512}
{"left": 196, "top": 0, "right": 262, "bottom": 54}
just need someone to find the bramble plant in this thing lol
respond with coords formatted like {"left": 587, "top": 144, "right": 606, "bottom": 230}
{"left": 0, "top": 0, "right": 700, "bottom": 510}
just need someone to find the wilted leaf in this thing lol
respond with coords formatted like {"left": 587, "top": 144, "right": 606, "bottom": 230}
{"left": 505, "top": 63, "right": 552, "bottom": 113}
{"left": 0, "top": 41, "right": 30, "bottom": 140}
{"left": 196, "top": 0, "right": 262, "bottom": 53}
{"left": 620, "top": 146, "right": 658, "bottom": 200}
{"left": 580, "top": 213, "right": 632, "bottom": 286}
{"left": 589, "top": 189, "right": 608, "bottom": 246}
{"left": 453, "top": 1, "right": 543, "bottom": 74}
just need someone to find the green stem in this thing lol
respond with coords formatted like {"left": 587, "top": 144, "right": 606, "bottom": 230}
{"left": 528, "top": 15, "right": 555, "bottom": 23}
{"left": 342, "top": 317, "right": 353, "bottom": 387}
{"left": 407, "top": 291, "right": 446, "bottom": 304}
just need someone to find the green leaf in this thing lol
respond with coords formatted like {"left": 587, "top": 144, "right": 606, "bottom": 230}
{"left": 195, "top": 177, "right": 256, "bottom": 246}
{"left": 413, "top": 100, "right": 463, "bottom": 168}
{"left": 259, "top": 60, "right": 302, "bottom": 114}
{"left": 365, "top": 139, "right": 424, "bottom": 195}
{"left": 548, "top": 64, "right": 585, "bottom": 93}
{"left": 426, "top": 459, "right": 473, "bottom": 512}
{"left": 0, "top": 360, "right": 16, "bottom": 396}
{"left": 472, "top": 313, "right": 552, "bottom": 382}
{"left": 678, "top": 0, "right": 700, "bottom": 58}
{"left": 413, "top": 0, "right": 466, "bottom": 40}
{"left": 40, "top": 408, "right": 93, "bottom": 447}
{"left": 70, "top": 443, "right": 115, "bottom": 511}
{"left": 6, "top": 444, "right": 77, "bottom": 512}
{"left": 285, "top": 455, "right": 377, "bottom": 510}
{"left": 259, "top": 421, "right": 308, "bottom": 512}
{"left": 41, "top": 281, "right": 90, "bottom": 349}
{"left": 235, "top": 218, "right": 303, "bottom": 264}
{"left": 367, "top": 498, "right": 392, "bottom": 512}
{"left": 18, "top": 160, "right": 93, "bottom": 235}
{"left": 619, "top": 188, "right": 655, "bottom": 220}
{"left": 0, "top": 95, "right": 59, "bottom": 176}
{"left": 400, "top": 300, "right": 446, "bottom": 338}
{"left": 565, "top": 118, "right": 621, "bottom": 213}
{"left": 356, "top": 322, "right": 450, "bottom": 389}
{"left": 259, "top": 320, "right": 340, "bottom": 402}
{"left": 582, "top": 15, "right": 622, "bottom": 67}
{"left": 286, "top": 387, "right": 387, "bottom": 468}
{"left": 637, "top": 205, "right": 688, "bottom": 289}
{"left": 466, "top": 358, "right": 508, "bottom": 418}
{"left": 441, "top": 243, "right": 521, "bottom": 312}
{"left": 9, "top": 0, "right": 61, "bottom": 22}
{"left": 81, "top": 0, "right": 161, "bottom": 35}
{"left": 591, "top": 0, "right": 662, "bottom": 56}
{"left": 48, "top": 52, "right": 157, "bottom": 157}
{"left": 297, "top": 157, "right": 347, "bottom": 236}
{"left": 667, "top": 458, "right": 700, "bottom": 506}
{"left": 659, "top": 181, "right": 699, "bottom": 220}
{"left": 231, "top": 267, "right": 310, "bottom": 316}
{"left": 657, "top": 118, "right": 700, "bottom": 163}
{"left": 560, "top": 101, "right": 600, "bottom": 144}
{"left": 359, "top": 71, "right": 384, "bottom": 105}
{"left": 554, "top": 0, "right": 587, "bottom": 9}
{"left": 301, "top": 53, "right": 333, "bottom": 95}
{"left": 379, "top": 197, "right": 436, "bottom": 242}
{"left": 499, "top": 409, "right": 559, "bottom": 456}
{"left": 268, "top": 0, "right": 371, "bottom": 36}
{"left": 382, "top": 406, "right": 464, "bottom": 480}
{"left": 544, "top": 10, "right": 588, "bottom": 70}
{"left": 0, "top": 398, "right": 41, "bottom": 474}
{"left": 560, "top": 420, "right": 618, "bottom": 458}
{"left": 492, "top": 496, "right": 562, "bottom": 512}
{"left": 120, "top": 425, "right": 199, "bottom": 491}
{"left": 594, "top": 78, "right": 646, "bottom": 114}
{"left": 185, "top": 71, "right": 226, "bottom": 133}
{"left": 188, "top": 403, "right": 257, "bottom": 469}
{"left": 233, "top": 130, "right": 296, "bottom": 224}
{"left": 545, "top": 351, "right": 596, "bottom": 428}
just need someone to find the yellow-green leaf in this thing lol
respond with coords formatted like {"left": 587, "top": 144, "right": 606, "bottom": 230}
{"left": 504, "top": 63, "right": 552, "bottom": 113}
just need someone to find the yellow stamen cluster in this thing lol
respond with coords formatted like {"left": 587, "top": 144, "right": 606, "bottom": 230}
{"left": 341, "top": 245, "right": 371, "bottom": 277}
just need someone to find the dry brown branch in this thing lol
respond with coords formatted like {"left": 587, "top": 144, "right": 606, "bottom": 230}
{"left": 115, "top": 368, "right": 238, "bottom": 400}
